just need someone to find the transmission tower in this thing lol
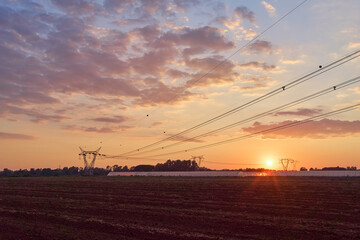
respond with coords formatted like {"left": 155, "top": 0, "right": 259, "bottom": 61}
{"left": 191, "top": 155, "right": 204, "bottom": 167}
{"left": 78, "top": 147, "right": 105, "bottom": 175}
{"left": 279, "top": 158, "right": 298, "bottom": 171}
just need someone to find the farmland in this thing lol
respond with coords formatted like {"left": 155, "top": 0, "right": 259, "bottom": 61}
{"left": 0, "top": 176, "right": 359, "bottom": 240}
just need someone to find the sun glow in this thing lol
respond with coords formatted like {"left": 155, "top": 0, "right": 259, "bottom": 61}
{"left": 266, "top": 159, "right": 273, "bottom": 167}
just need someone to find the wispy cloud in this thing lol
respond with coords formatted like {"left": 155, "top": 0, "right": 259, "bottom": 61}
{"left": 273, "top": 108, "right": 323, "bottom": 117}
{"left": 348, "top": 42, "right": 360, "bottom": 49}
{"left": 239, "top": 61, "right": 276, "bottom": 71}
{"left": 261, "top": 1, "right": 276, "bottom": 17}
{"left": 0, "top": 132, "right": 36, "bottom": 140}
{"left": 280, "top": 59, "right": 304, "bottom": 65}
{"left": 242, "top": 119, "right": 360, "bottom": 139}
{"left": 90, "top": 115, "right": 127, "bottom": 123}
{"left": 63, "top": 125, "right": 133, "bottom": 133}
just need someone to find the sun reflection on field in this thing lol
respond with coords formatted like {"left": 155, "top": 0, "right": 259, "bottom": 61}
{"left": 258, "top": 172, "right": 268, "bottom": 176}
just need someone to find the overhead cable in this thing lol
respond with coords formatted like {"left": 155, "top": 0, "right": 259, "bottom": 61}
{"left": 116, "top": 49, "right": 360, "bottom": 157}
{"left": 142, "top": 104, "right": 360, "bottom": 158}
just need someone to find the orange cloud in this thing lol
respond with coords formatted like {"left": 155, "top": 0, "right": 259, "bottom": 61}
{"left": 261, "top": 1, "right": 276, "bottom": 17}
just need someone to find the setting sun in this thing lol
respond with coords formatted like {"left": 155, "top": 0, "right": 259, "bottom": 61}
{"left": 266, "top": 159, "right": 273, "bottom": 167}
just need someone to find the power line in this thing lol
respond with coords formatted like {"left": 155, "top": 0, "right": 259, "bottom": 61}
{"left": 205, "top": 161, "right": 263, "bottom": 166}
{"left": 104, "top": 155, "right": 164, "bottom": 162}
{"left": 121, "top": 76, "right": 360, "bottom": 156}
{"left": 115, "top": 49, "right": 360, "bottom": 157}
{"left": 139, "top": 0, "right": 309, "bottom": 122}
{"left": 105, "top": 154, "right": 264, "bottom": 168}
{"left": 142, "top": 104, "right": 359, "bottom": 158}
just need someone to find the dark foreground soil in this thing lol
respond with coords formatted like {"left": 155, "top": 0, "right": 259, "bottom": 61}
{"left": 0, "top": 176, "right": 359, "bottom": 240}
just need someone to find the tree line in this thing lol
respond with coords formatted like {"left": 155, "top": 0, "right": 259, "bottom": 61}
{"left": 300, "top": 166, "right": 357, "bottom": 171}
{"left": 0, "top": 159, "right": 208, "bottom": 177}
{"left": 3, "top": 160, "right": 355, "bottom": 177}
{"left": 0, "top": 166, "right": 110, "bottom": 177}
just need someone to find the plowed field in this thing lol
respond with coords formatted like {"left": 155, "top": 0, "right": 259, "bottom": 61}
{"left": 0, "top": 176, "right": 359, "bottom": 240}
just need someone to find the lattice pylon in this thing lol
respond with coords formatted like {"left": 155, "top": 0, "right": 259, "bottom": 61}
{"left": 279, "top": 158, "right": 297, "bottom": 171}
{"left": 191, "top": 155, "right": 204, "bottom": 167}
{"left": 78, "top": 147, "right": 104, "bottom": 175}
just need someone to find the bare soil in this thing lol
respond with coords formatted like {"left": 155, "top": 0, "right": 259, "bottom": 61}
{"left": 0, "top": 176, "right": 359, "bottom": 240}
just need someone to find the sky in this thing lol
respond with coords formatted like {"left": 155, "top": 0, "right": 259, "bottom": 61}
{"left": 0, "top": 0, "right": 359, "bottom": 170}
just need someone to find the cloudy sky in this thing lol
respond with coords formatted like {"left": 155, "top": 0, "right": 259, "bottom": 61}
{"left": 1, "top": 0, "right": 359, "bottom": 170}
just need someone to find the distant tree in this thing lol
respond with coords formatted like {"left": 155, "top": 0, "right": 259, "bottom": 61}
{"left": 41, "top": 168, "right": 52, "bottom": 176}
{"left": 154, "top": 159, "right": 199, "bottom": 171}
{"left": 322, "top": 166, "right": 346, "bottom": 171}
{"left": 112, "top": 165, "right": 122, "bottom": 172}
{"left": 300, "top": 167, "right": 308, "bottom": 171}
{"left": 0, "top": 166, "right": 105, "bottom": 177}
{"left": 347, "top": 166, "right": 357, "bottom": 171}
{"left": 68, "top": 166, "right": 79, "bottom": 175}
{"left": 133, "top": 165, "right": 154, "bottom": 172}
{"left": 93, "top": 167, "right": 110, "bottom": 175}
{"left": 1, "top": 168, "right": 13, "bottom": 177}
{"left": 62, "top": 167, "right": 69, "bottom": 175}
{"left": 111, "top": 165, "right": 130, "bottom": 172}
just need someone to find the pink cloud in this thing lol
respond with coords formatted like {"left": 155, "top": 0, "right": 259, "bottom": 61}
{"left": 150, "top": 121, "right": 163, "bottom": 127}
{"left": 234, "top": 6, "right": 256, "bottom": 23}
{"left": 90, "top": 115, "right": 127, "bottom": 123}
{"left": 101, "top": 30, "right": 131, "bottom": 52}
{"left": 179, "top": 27, "right": 234, "bottom": 51}
{"left": 185, "top": 57, "right": 236, "bottom": 87}
{"left": 103, "top": 0, "right": 134, "bottom": 13}
{"left": 136, "top": 82, "right": 195, "bottom": 106}
{"left": 273, "top": 108, "right": 323, "bottom": 117}
{"left": 173, "top": 0, "right": 201, "bottom": 13}
{"left": 132, "top": 24, "right": 161, "bottom": 42}
{"left": 0, "top": 3, "right": 239, "bottom": 109}
{"left": 166, "top": 69, "right": 190, "bottom": 79}
{"left": 242, "top": 119, "right": 360, "bottom": 139}
{"left": 0, "top": 132, "right": 36, "bottom": 140}
{"left": 234, "top": 76, "right": 274, "bottom": 92}
{"left": 50, "top": 0, "right": 102, "bottom": 15}
{"left": 63, "top": 125, "right": 133, "bottom": 133}
{"left": 151, "top": 26, "right": 234, "bottom": 52}
{"left": 130, "top": 48, "right": 178, "bottom": 76}
{"left": 247, "top": 40, "right": 273, "bottom": 54}
{"left": 0, "top": 1, "right": 266, "bottom": 123}
{"left": 239, "top": 61, "right": 276, "bottom": 71}
{"left": 182, "top": 47, "right": 207, "bottom": 58}
{"left": 0, "top": 105, "right": 68, "bottom": 123}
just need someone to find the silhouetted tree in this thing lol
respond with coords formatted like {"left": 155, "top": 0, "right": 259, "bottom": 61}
{"left": 154, "top": 159, "right": 199, "bottom": 171}
{"left": 133, "top": 165, "right": 154, "bottom": 172}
